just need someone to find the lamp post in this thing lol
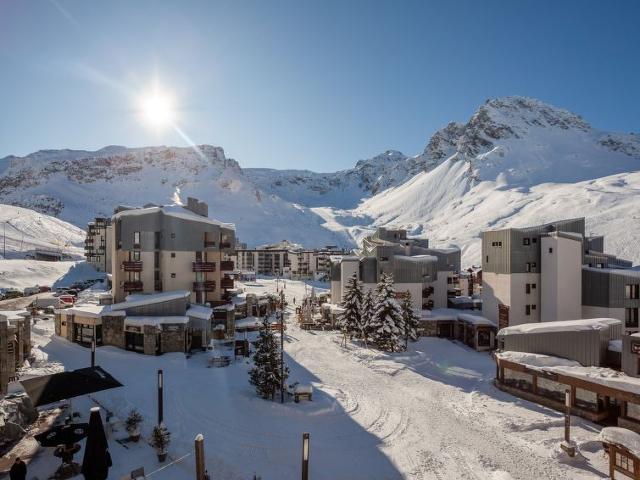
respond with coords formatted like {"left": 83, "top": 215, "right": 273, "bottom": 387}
{"left": 157, "top": 369, "right": 164, "bottom": 425}
{"left": 195, "top": 434, "right": 205, "bottom": 480}
{"left": 301, "top": 432, "right": 310, "bottom": 480}
{"left": 91, "top": 339, "right": 96, "bottom": 368}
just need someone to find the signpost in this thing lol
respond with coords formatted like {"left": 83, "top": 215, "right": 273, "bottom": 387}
{"left": 561, "top": 389, "right": 576, "bottom": 457}
{"left": 301, "top": 432, "right": 310, "bottom": 480}
{"left": 91, "top": 340, "right": 96, "bottom": 368}
{"left": 158, "top": 369, "right": 164, "bottom": 425}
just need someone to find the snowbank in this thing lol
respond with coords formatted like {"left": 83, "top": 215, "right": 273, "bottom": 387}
{"left": 498, "top": 318, "right": 620, "bottom": 336}
{"left": 598, "top": 427, "right": 640, "bottom": 458}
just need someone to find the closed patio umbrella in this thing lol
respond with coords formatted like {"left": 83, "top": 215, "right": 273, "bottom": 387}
{"left": 81, "top": 407, "right": 112, "bottom": 480}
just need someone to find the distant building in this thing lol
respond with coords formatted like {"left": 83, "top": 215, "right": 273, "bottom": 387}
{"left": 481, "top": 218, "right": 639, "bottom": 331}
{"left": 0, "top": 311, "right": 31, "bottom": 394}
{"left": 330, "top": 227, "right": 461, "bottom": 310}
{"left": 84, "top": 217, "right": 111, "bottom": 272}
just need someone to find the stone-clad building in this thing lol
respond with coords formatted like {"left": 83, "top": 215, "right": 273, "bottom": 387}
{"left": 54, "top": 290, "right": 232, "bottom": 355}
{"left": 0, "top": 311, "right": 31, "bottom": 394}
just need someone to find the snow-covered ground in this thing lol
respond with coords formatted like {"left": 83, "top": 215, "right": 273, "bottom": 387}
{"left": 0, "top": 259, "right": 103, "bottom": 290}
{"left": 6, "top": 278, "right": 613, "bottom": 479}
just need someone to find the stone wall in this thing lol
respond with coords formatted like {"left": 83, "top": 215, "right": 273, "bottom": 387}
{"left": 143, "top": 326, "right": 158, "bottom": 355}
{"left": 54, "top": 314, "right": 61, "bottom": 336}
{"left": 103, "top": 317, "right": 125, "bottom": 349}
{"left": 0, "top": 321, "right": 9, "bottom": 394}
{"left": 161, "top": 325, "right": 185, "bottom": 353}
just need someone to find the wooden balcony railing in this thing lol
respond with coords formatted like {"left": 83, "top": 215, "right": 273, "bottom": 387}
{"left": 123, "top": 261, "right": 143, "bottom": 272}
{"left": 193, "top": 281, "right": 216, "bottom": 292}
{"left": 220, "top": 260, "right": 234, "bottom": 271}
{"left": 123, "top": 281, "right": 144, "bottom": 292}
{"left": 192, "top": 262, "right": 216, "bottom": 272}
{"left": 221, "top": 277, "right": 234, "bottom": 289}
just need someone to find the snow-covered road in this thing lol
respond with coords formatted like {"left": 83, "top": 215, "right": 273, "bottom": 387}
{"left": 9, "top": 278, "right": 610, "bottom": 479}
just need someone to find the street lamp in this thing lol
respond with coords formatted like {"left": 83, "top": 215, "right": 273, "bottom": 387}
{"left": 157, "top": 369, "right": 164, "bottom": 425}
{"left": 301, "top": 432, "right": 310, "bottom": 480}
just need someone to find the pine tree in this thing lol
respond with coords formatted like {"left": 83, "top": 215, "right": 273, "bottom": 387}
{"left": 360, "top": 289, "right": 375, "bottom": 347}
{"left": 400, "top": 290, "right": 419, "bottom": 350}
{"left": 249, "top": 316, "right": 289, "bottom": 400}
{"left": 371, "top": 273, "right": 404, "bottom": 352}
{"left": 339, "top": 274, "right": 362, "bottom": 339}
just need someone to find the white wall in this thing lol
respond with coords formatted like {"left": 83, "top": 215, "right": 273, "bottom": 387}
{"left": 509, "top": 273, "right": 542, "bottom": 326}
{"left": 481, "top": 272, "right": 511, "bottom": 325}
{"left": 337, "top": 260, "right": 359, "bottom": 303}
{"left": 394, "top": 283, "right": 423, "bottom": 309}
{"left": 541, "top": 236, "right": 582, "bottom": 322}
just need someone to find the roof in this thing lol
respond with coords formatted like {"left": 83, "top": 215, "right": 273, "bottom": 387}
{"left": 598, "top": 427, "right": 640, "bottom": 458}
{"left": 457, "top": 313, "right": 496, "bottom": 327}
{"left": 186, "top": 304, "right": 213, "bottom": 320}
{"left": 113, "top": 204, "right": 235, "bottom": 229}
{"left": 0, "top": 310, "right": 30, "bottom": 322}
{"left": 498, "top": 318, "right": 621, "bottom": 336}
{"left": 124, "top": 316, "right": 189, "bottom": 327}
{"left": 583, "top": 266, "right": 640, "bottom": 278}
{"left": 112, "top": 290, "right": 191, "bottom": 310}
{"left": 496, "top": 351, "right": 640, "bottom": 397}
{"left": 60, "top": 303, "right": 125, "bottom": 319}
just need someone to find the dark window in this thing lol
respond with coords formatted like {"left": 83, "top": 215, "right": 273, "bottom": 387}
{"left": 133, "top": 231, "right": 140, "bottom": 247}
{"left": 525, "top": 305, "right": 531, "bottom": 316}
{"left": 526, "top": 262, "right": 537, "bottom": 272}
{"left": 531, "top": 305, "right": 536, "bottom": 310}
{"left": 532, "top": 238, "right": 537, "bottom": 244}
{"left": 532, "top": 283, "right": 537, "bottom": 290}
{"left": 627, "top": 308, "right": 639, "bottom": 328}
{"left": 486, "top": 255, "right": 489, "bottom": 263}
{"left": 548, "top": 248, "right": 553, "bottom": 254}
{"left": 171, "top": 273, "right": 176, "bottom": 279}
{"left": 626, "top": 285, "right": 640, "bottom": 300}
{"left": 523, "top": 238, "right": 530, "bottom": 246}
{"left": 171, "top": 233, "right": 176, "bottom": 239}
{"left": 154, "top": 232, "right": 161, "bottom": 249}
{"left": 171, "top": 252, "right": 176, "bottom": 258}
{"left": 526, "top": 284, "right": 531, "bottom": 294}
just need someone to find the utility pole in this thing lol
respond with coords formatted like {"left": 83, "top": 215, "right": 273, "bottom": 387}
{"left": 280, "top": 289, "right": 285, "bottom": 404}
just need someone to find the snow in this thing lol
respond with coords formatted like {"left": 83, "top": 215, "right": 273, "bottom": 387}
{"left": 60, "top": 303, "right": 125, "bottom": 318}
{"left": 123, "top": 316, "right": 189, "bottom": 327}
{"left": 186, "top": 305, "right": 213, "bottom": 319}
{"left": 116, "top": 290, "right": 191, "bottom": 309}
{"left": 457, "top": 313, "right": 496, "bottom": 327}
{"left": 0, "top": 310, "right": 29, "bottom": 322}
{"left": 498, "top": 318, "right": 621, "bottom": 335}
{"left": 609, "top": 340, "right": 623, "bottom": 353}
{"left": 598, "top": 427, "right": 640, "bottom": 458}
{"left": 114, "top": 204, "right": 234, "bottom": 228}
{"left": 497, "top": 350, "right": 640, "bottom": 396}
{"left": 6, "top": 277, "right": 614, "bottom": 479}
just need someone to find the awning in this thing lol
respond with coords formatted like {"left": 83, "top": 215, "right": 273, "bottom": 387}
{"left": 20, "top": 366, "right": 123, "bottom": 407}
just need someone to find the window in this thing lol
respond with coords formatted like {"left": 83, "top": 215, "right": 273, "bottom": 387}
{"left": 132, "top": 251, "right": 140, "bottom": 261}
{"left": 626, "top": 284, "right": 640, "bottom": 300}
{"left": 548, "top": 247, "right": 553, "bottom": 254}
{"left": 526, "top": 262, "right": 537, "bottom": 272}
{"left": 171, "top": 252, "right": 176, "bottom": 258}
{"left": 627, "top": 308, "right": 640, "bottom": 329}
{"left": 615, "top": 450, "right": 635, "bottom": 474}
{"left": 171, "top": 233, "right": 176, "bottom": 239}
{"left": 491, "top": 241, "right": 502, "bottom": 247}
{"left": 526, "top": 283, "right": 531, "bottom": 294}
{"left": 132, "top": 272, "right": 140, "bottom": 281}
{"left": 523, "top": 238, "right": 530, "bottom": 246}
{"left": 526, "top": 305, "right": 531, "bottom": 316}
{"left": 531, "top": 283, "right": 536, "bottom": 290}
{"left": 531, "top": 304, "right": 536, "bottom": 310}
{"left": 154, "top": 232, "right": 161, "bottom": 249}
{"left": 532, "top": 238, "right": 537, "bottom": 244}
{"left": 171, "top": 273, "right": 176, "bottom": 279}
{"left": 486, "top": 255, "right": 489, "bottom": 263}
{"left": 133, "top": 231, "right": 140, "bottom": 247}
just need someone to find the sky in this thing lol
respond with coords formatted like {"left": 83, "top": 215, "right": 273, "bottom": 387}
{"left": 0, "top": 0, "right": 639, "bottom": 171}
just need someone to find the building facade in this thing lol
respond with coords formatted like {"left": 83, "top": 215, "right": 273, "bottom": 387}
{"left": 0, "top": 311, "right": 31, "bottom": 394}
{"left": 109, "top": 198, "right": 236, "bottom": 305}
{"left": 84, "top": 217, "right": 111, "bottom": 272}
{"left": 481, "top": 218, "right": 638, "bottom": 330}
{"left": 330, "top": 228, "right": 461, "bottom": 310}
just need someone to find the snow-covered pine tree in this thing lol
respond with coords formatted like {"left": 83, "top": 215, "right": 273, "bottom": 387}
{"left": 339, "top": 273, "right": 363, "bottom": 339}
{"left": 249, "top": 316, "right": 289, "bottom": 400}
{"left": 371, "top": 273, "right": 404, "bottom": 352}
{"left": 400, "top": 290, "right": 419, "bottom": 350}
{"left": 360, "top": 289, "right": 375, "bottom": 347}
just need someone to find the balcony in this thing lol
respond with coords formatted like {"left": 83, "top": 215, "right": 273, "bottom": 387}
{"left": 123, "top": 261, "right": 143, "bottom": 272}
{"left": 85, "top": 238, "right": 94, "bottom": 245}
{"left": 192, "top": 261, "right": 216, "bottom": 272}
{"left": 204, "top": 241, "right": 217, "bottom": 249}
{"left": 193, "top": 281, "right": 216, "bottom": 292}
{"left": 123, "top": 281, "right": 144, "bottom": 293}
{"left": 220, "top": 260, "right": 234, "bottom": 271}
{"left": 220, "top": 242, "right": 232, "bottom": 249}
{"left": 221, "top": 277, "right": 234, "bottom": 289}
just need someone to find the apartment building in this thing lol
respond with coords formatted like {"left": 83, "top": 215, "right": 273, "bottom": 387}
{"left": 481, "top": 218, "right": 639, "bottom": 331}
{"left": 235, "top": 240, "right": 296, "bottom": 276}
{"left": 330, "top": 227, "right": 461, "bottom": 310}
{"left": 287, "top": 246, "right": 350, "bottom": 280}
{"left": 84, "top": 217, "right": 111, "bottom": 272}
{"left": 109, "top": 198, "right": 236, "bottom": 305}
{"left": 0, "top": 311, "right": 31, "bottom": 394}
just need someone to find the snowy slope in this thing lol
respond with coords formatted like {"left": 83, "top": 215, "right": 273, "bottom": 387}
{"left": 0, "top": 204, "right": 85, "bottom": 260}
{"left": 0, "top": 146, "right": 352, "bottom": 248}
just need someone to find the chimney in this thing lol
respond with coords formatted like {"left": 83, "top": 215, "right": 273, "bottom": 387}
{"left": 186, "top": 197, "right": 209, "bottom": 217}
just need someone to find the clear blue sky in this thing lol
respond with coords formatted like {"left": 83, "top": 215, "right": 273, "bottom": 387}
{"left": 1, "top": 0, "right": 638, "bottom": 170}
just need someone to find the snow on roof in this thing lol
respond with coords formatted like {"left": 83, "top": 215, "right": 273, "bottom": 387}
{"left": 609, "top": 339, "right": 623, "bottom": 353}
{"left": 63, "top": 303, "right": 125, "bottom": 318}
{"left": 457, "top": 313, "right": 496, "bottom": 327}
{"left": 113, "top": 290, "right": 190, "bottom": 310}
{"left": 186, "top": 305, "right": 213, "bottom": 320}
{"left": 0, "top": 310, "right": 29, "bottom": 322}
{"left": 114, "top": 204, "right": 235, "bottom": 229}
{"left": 448, "top": 296, "right": 474, "bottom": 305}
{"left": 124, "top": 316, "right": 189, "bottom": 327}
{"left": 598, "top": 427, "right": 640, "bottom": 457}
{"left": 498, "top": 318, "right": 621, "bottom": 336}
{"left": 396, "top": 255, "right": 438, "bottom": 263}
{"left": 420, "top": 308, "right": 460, "bottom": 321}
{"left": 324, "top": 303, "right": 345, "bottom": 314}
{"left": 213, "top": 304, "right": 235, "bottom": 312}
{"left": 583, "top": 266, "right": 640, "bottom": 278}
{"left": 497, "top": 351, "right": 640, "bottom": 396}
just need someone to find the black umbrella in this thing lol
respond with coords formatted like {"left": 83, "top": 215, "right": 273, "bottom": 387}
{"left": 34, "top": 423, "right": 89, "bottom": 447}
{"left": 81, "top": 407, "right": 112, "bottom": 480}
{"left": 20, "top": 366, "right": 123, "bottom": 407}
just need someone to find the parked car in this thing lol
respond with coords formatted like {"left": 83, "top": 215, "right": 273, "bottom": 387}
{"left": 24, "top": 286, "right": 41, "bottom": 296}
{"left": 2, "top": 289, "right": 23, "bottom": 300}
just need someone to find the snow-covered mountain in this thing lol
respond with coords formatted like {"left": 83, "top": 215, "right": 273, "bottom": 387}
{"left": 0, "top": 96, "right": 638, "bottom": 264}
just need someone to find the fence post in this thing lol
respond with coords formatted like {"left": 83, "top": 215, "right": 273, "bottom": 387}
{"left": 195, "top": 434, "right": 205, "bottom": 480}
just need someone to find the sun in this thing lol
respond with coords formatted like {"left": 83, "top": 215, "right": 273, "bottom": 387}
{"left": 138, "top": 87, "right": 175, "bottom": 129}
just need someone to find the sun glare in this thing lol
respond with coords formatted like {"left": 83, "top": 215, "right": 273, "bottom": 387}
{"left": 138, "top": 87, "right": 175, "bottom": 129}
